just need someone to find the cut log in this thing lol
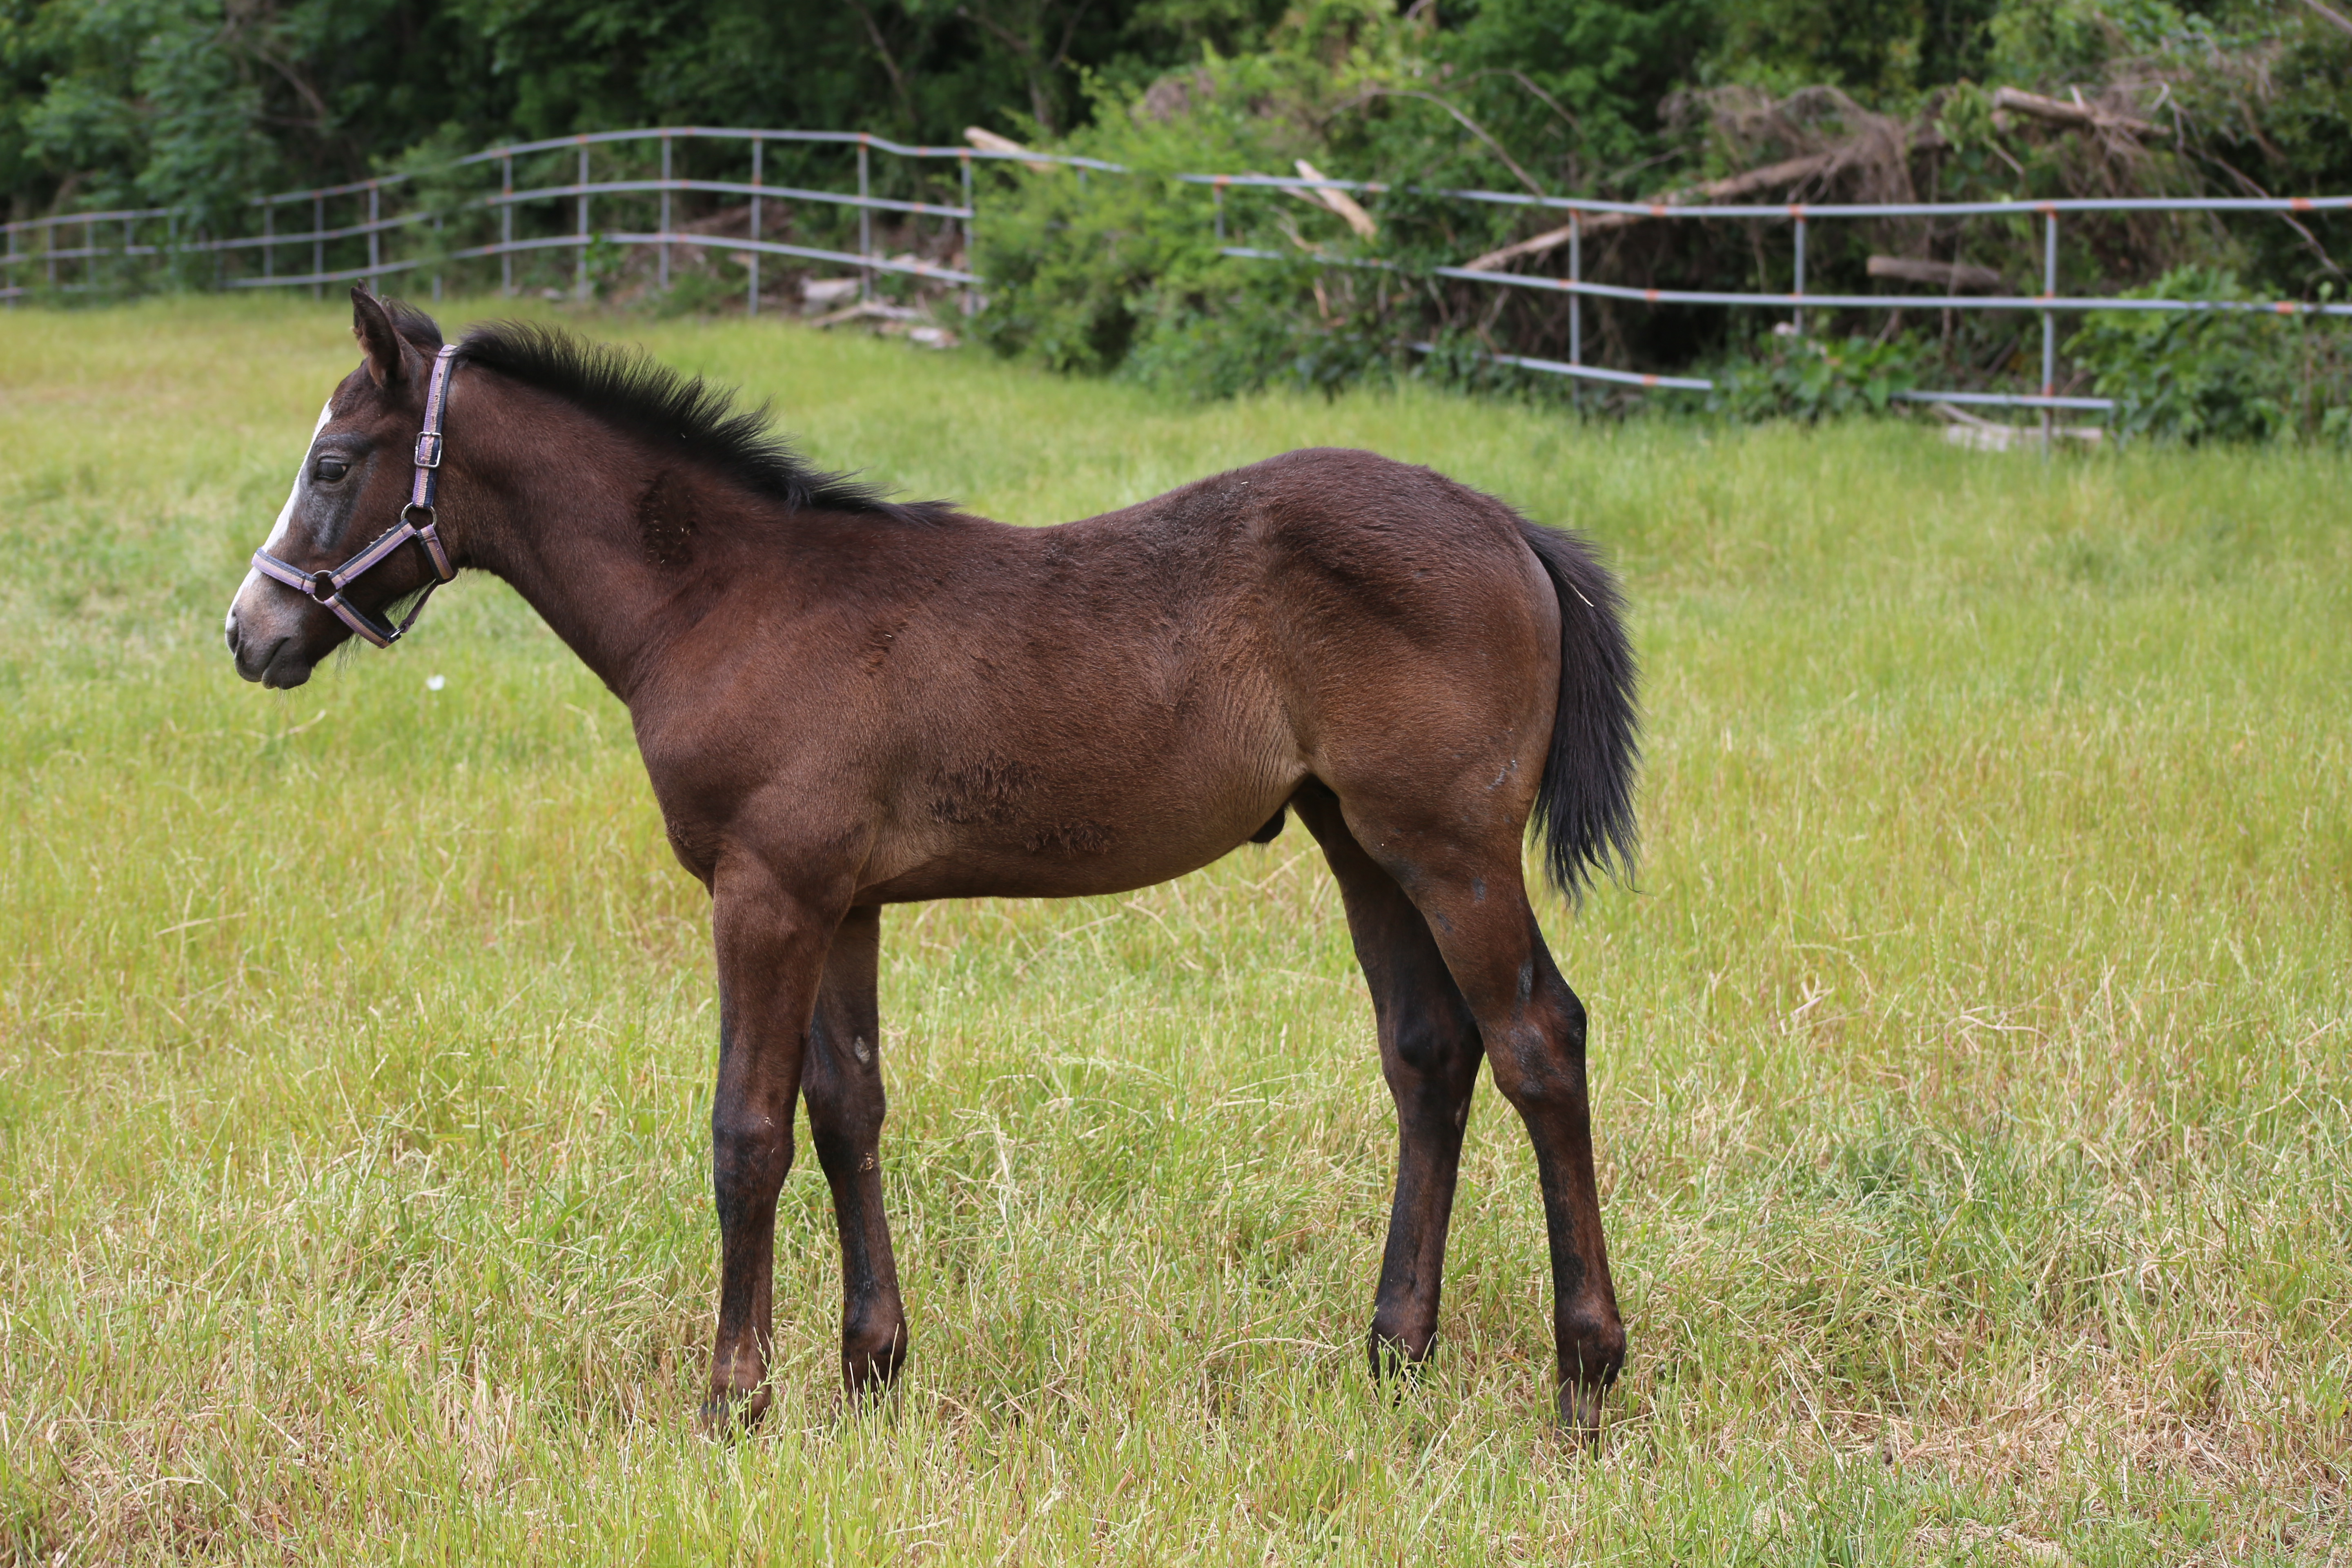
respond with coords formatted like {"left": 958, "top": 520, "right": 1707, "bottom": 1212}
{"left": 1458, "top": 146, "right": 1864, "bottom": 272}
{"left": 1866, "top": 255, "right": 2005, "bottom": 291}
{"left": 1990, "top": 87, "right": 2154, "bottom": 138}
{"left": 1930, "top": 402, "right": 2103, "bottom": 448}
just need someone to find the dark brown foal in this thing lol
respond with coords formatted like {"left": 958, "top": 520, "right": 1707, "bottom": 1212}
{"left": 225, "top": 290, "right": 1640, "bottom": 1436}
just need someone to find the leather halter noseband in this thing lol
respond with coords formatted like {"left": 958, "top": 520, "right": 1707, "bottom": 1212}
{"left": 250, "top": 343, "right": 460, "bottom": 648}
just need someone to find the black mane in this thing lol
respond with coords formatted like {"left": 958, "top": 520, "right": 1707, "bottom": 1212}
{"left": 385, "top": 298, "right": 444, "bottom": 350}
{"left": 452, "top": 318, "right": 943, "bottom": 520}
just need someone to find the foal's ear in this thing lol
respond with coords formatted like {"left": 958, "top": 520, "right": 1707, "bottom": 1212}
{"left": 350, "top": 285, "right": 407, "bottom": 389}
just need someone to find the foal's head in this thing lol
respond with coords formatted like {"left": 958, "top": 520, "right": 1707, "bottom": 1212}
{"left": 225, "top": 288, "right": 448, "bottom": 689}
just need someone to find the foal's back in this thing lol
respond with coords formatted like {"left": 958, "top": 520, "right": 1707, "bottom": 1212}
{"left": 648, "top": 445, "right": 1559, "bottom": 906}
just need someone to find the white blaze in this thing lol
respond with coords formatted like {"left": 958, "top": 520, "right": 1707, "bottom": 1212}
{"left": 228, "top": 399, "right": 336, "bottom": 632}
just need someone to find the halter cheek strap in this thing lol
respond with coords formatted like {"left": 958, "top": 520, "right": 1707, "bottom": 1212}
{"left": 250, "top": 343, "right": 461, "bottom": 649}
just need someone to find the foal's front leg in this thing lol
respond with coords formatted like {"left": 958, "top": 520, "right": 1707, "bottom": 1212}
{"left": 801, "top": 905, "right": 907, "bottom": 1396}
{"left": 704, "top": 860, "right": 841, "bottom": 1428}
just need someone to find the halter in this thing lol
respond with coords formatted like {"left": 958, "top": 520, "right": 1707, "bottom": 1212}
{"left": 250, "top": 343, "right": 461, "bottom": 648}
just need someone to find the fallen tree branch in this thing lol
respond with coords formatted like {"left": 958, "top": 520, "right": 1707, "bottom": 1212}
{"left": 1458, "top": 146, "right": 1861, "bottom": 271}
{"left": 1294, "top": 160, "right": 1377, "bottom": 238}
{"left": 2301, "top": 0, "right": 2352, "bottom": 38}
{"left": 1866, "top": 255, "right": 2004, "bottom": 290}
{"left": 964, "top": 126, "right": 1057, "bottom": 174}
{"left": 1991, "top": 87, "right": 2154, "bottom": 138}
{"left": 1254, "top": 170, "right": 1376, "bottom": 239}
{"left": 1334, "top": 86, "right": 1547, "bottom": 199}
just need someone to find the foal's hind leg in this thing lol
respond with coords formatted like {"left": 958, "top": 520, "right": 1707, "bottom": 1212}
{"left": 1294, "top": 788, "right": 1485, "bottom": 1383}
{"left": 801, "top": 905, "right": 908, "bottom": 1397}
{"left": 1329, "top": 806, "right": 1625, "bottom": 1435}
{"left": 1429, "top": 875, "right": 1621, "bottom": 1434}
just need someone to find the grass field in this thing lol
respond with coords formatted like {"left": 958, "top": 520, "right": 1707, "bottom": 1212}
{"left": 1, "top": 295, "right": 2347, "bottom": 1566}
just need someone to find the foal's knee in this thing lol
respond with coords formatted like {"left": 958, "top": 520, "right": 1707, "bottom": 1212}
{"left": 711, "top": 1104, "right": 794, "bottom": 1216}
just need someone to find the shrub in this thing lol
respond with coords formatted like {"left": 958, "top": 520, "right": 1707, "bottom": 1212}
{"left": 1706, "top": 330, "right": 1930, "bottom": 422}
{"left": 2066, "top": 266, "right": 2351, "bottom": 444}
{"left": 969, "top": 2, "right": 1432, "bottom": 392}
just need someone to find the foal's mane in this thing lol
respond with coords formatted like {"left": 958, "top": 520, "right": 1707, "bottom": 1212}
{"left": 447, "top": 316, "right": 944, "bottom": 522}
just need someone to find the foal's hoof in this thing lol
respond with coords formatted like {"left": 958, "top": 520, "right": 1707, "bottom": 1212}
{"left": 1367, "top": 1330, "right": 1434, "bottom": 1392}
{"left": 841, "top": 1322, "right": 909, "bottom": 1404}
{"left": 1556, "top": 1381, "right": 1608, "bottom": 1449}
{"left": 841, "top": 1356, "right": 906, "bottom": 1407}
{"left": 700, "top": 1385, "right": 771, "bottom": 1439}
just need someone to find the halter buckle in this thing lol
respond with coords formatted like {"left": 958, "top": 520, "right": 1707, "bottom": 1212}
{"left": 413, "top": 430, "right": 444, "bottom": 469}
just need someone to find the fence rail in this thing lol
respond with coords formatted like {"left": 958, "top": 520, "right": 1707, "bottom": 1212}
{"left": 7, "top": 124, "right": 2347, "bottom": 424}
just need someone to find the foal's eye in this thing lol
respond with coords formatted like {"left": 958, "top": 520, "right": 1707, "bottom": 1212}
{"left": 314, "top": 457, "right": 350, "bottom": 483}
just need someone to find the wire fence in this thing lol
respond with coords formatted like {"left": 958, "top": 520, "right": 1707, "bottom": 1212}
{"left": 7, "top": 124, "right": 2348, "bottom": 427}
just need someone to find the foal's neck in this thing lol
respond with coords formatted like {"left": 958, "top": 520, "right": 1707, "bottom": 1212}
{"left": 445, "top": 374, "right": 732, "bottom": 704}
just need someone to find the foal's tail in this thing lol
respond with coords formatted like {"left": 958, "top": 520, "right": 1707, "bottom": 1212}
{"left": 1518, "top": 520, "right": 1641, "bottom": 902}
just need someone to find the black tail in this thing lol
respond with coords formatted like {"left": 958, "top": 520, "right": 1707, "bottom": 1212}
{"left": 1517, "top": 520, "right": 1640, "bottom": 903}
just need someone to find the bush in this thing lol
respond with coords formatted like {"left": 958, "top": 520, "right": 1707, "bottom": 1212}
{"left": 1706, "top": 330, "right": 1930, "bottom": 422}
{"left": 969, "top": 2, "right": 1437, "bottom": 394}
{"left": 2066, "top": 266, "right": 2351, "bottom": 444}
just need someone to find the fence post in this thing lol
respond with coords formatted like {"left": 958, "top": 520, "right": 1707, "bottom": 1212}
{"left": 962, "top": 151, "right": 977, "bottom": 312}
{"left": 263, "top": 200, "right": 274, "bottom": 284}
{"left": 2041, "top": 209, "right": 2058, "bottom": 450}
{"left": 432, "top": 211, "right": 443, "bottom": 302}
{"left": 123, "top": 215, "right": 133, "bottom": 294}
{"left": 578, "top": 139, "right": 592, "bottom": 299}
{"left": 858, "top": 136, "right": 872, "bottom": 301}
{"left": 749, "top": 137, "right": 762, "bottom": 317}
{"left": 1569, "top": 213, "right": 1582, "bottom": 366}
{"left": 1793, "top": 210, "right": 1806, "bottom": 337}
{"left": 1213, "top": 177, "right": 1225, "bottom": 244}
{"left": 368, "top": 183, "right": 380, "bottom": 283}
{"left": 501, "top": 155, "right": 514, "bottom": 296}
{"left": 312, "top": 193, "right": 323, "bottom": 299}
{"left": 659, "top": 133, "right": 672, "bottom": 291}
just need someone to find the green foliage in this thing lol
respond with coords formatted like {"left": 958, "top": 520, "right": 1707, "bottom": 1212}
{"left": 1437, "top": 0, "right": 1718, "bottom": 186}
{"left": 972, "top": 0, "right": 1753, "bottom": 399}
{"left": 2067, "top": 265, "right": 2352, "bottom": 443}
{"left": 1706, "top": 329, "right": 1933, "bottom": 421}
{"left": 1119, "top": 267, "right": 1401, "bottom": 399}
{"left": 6, "top": 0, "right": 2349, "bottom": 426}
{"left": 1706, "top": 0, "right": 2000, "bottom": 103}
{"left": 0, "top": 0, "right": 1274, "bottom": 222}
{"left": 971, "top": 3, "right": 1436, "bottom": 391}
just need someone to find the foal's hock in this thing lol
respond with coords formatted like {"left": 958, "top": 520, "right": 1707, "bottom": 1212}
{"left": 224, "top": 288, "right": 1642, "bottom": 1435}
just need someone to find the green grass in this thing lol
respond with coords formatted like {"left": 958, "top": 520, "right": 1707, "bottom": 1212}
{"left": 1, "top": 294, "right": 2348, "bottom": 1565}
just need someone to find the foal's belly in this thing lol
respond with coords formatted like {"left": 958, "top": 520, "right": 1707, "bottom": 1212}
{"left": 857, "top": 735, "right": 1305, "bottom": 905}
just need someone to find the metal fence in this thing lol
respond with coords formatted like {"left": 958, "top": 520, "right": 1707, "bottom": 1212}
{"left": 7, "top": 124, "right": 2348, "bottom": 426}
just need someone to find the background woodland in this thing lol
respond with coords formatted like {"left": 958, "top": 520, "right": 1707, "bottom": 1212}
{"left": 6, "top": 0, "right": 2348, "bottom": 421}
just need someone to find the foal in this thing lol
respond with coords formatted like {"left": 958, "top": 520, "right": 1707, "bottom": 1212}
{"left": 225, "top": 290, "right": 1641, "bottom": 1433}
